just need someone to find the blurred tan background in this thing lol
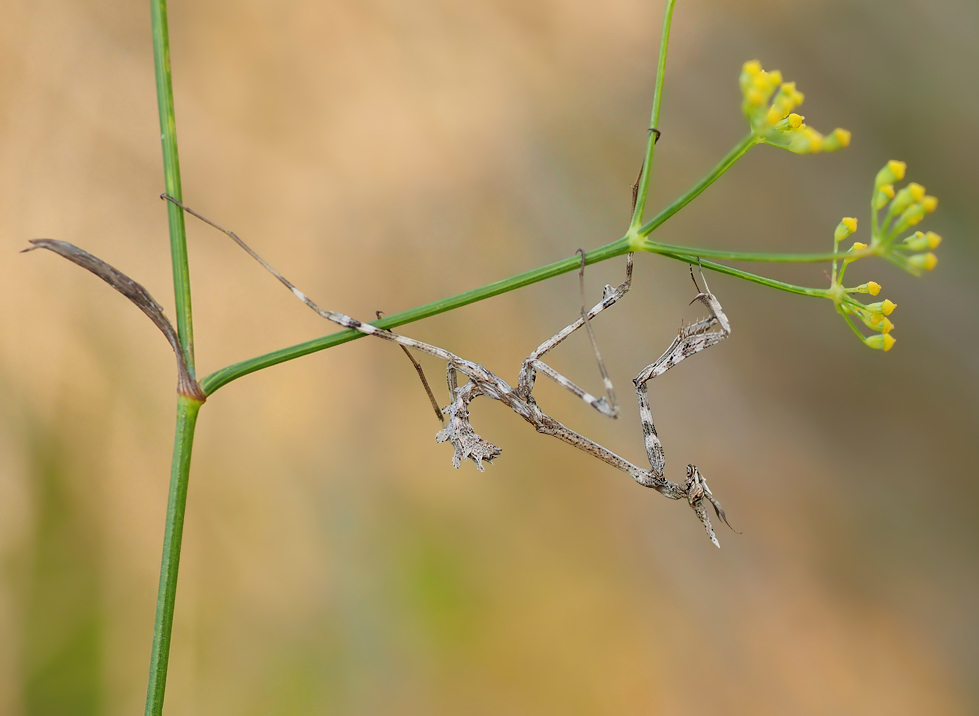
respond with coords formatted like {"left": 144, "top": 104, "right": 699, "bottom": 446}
{"left": 1, "top": 0, "right": 977, "bottom": 714}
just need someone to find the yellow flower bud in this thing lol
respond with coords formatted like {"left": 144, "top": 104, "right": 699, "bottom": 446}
{"left": 867, "top": 300, "right": 896, "bottom": 315}
{"left": 908, "top": 252, "right": 938, "bottom": 271}
{"left": 821, "top": 128, "right": 851, "bottom": 152}
{"left": 743, "top": 60, "right": 762, "bottom": 76}
{"left": 873, "top": 184, "right": 894, "bottom": 211}
{"left": 894, "top": 204, "right": 926, "bottom": 231}
{"left": 890, "top": 185, "right": 922, "bottom": 215}
{"left": 922, "top": 196, "right": 938, "bottom": 213}
{"left": 865, "top": 334, "right": 896, "bottom": 351}
{"left": 767, "top": 106, "right": 786, "bottom": 126}
{"left": 878, "top": 317, "right": 894, "bottom": 334}
{"left": 850, "top": 242, "right": 868, "bottom": 251}
{"left": 875, "top": 160, "right": 907, "bottom": 188}
{"left": 774, "top": 114, "right": 806, "bottom": 131}
{"left": 834, "top": 217, "right": 858, "bottom": 242}
{"left": 805, "top": 128, "right": 823, "bottom": 152}
{"left": 903, "top": 231, "right": 930, "bottom": 251}
{"left": 788, "top": 126, "right": 824, "bottom": 153}
{"left": 903, "top": 231, "right": 941, "bottom": 252}
{"left": 866, "top": 281, "right": 881, "bottom": 296}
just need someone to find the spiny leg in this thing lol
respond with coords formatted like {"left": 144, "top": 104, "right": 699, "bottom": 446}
{"left": 635, "top": 264, "right": 730, "bottom": 472}
{"left": 516, "top": 252, "right": 634, "bottom": 418}
{"left": 634, "top": 264, "right": 730, "bottom": 388}
{"left": 576, "top": 248, "right": 618, "bottom": 415}
{"left": 632, "top": 264, "right": 734, "bottom": 545}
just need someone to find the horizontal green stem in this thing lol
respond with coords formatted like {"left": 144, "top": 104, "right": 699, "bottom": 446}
{"left": 641, "top": 240, "right": 874, "bottom": 264}
{"left": 653, "top": 250, "right": 829, "bottom": 298}
{"left": 200, "top": 237, "right": 632, "bottom": 395}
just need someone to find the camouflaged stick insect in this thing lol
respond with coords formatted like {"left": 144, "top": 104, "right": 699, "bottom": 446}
{"left": 163, "top": 195, "right": 735, "bottom": 545}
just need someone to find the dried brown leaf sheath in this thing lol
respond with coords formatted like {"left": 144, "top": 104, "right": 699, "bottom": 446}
{"left": 22, "top": 239, "right": 206, "bottom": 401}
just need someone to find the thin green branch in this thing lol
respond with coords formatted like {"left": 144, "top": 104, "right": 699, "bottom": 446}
{"left": 145, "top": 397, "right": 201, "bottom": 716}
{"left": 152, "top": 0, "right": 195, "bottom": 375}
{"left": 649, "top": 0, "right": 675, "bottom": 135}
{"left": 630, "top": 0, "right": 677, "bottom": 228}
{"left": 838, "top": 307, "right": 868, "bottom": 342}
{"left": 641, "top": 240, "right": 874, "bottom": 264}
{"left": 634, "top": 134, "right": 759, "bottom": 241}
{"left": 651, "top": 250, "right": 830, "bottom": 298}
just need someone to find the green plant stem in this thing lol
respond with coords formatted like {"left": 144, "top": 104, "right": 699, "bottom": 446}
{"left": 147, "top": 1, "right": 200, "bottom": 715}
{"left": 640, "top": 241, "right": 873, "bottom": 263}
{"left": 838, "top": 307, "right": 868, "bottom": 342}
{"left": 145, "top": 397, "right": 202, "bottom": 716}
{"left": 630, "top": 0, "right": 676, "bottom": 228}
{"left": 634, "top": 134, "right": 758, "bottom": 240}
{"left": 648, "top": 251, "right": 829, "bottom": 298}
{"left": 152, "top": 0, "right": 196, "bottom": 375}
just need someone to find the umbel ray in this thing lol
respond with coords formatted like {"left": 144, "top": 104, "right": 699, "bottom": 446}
{"left": 162, "top": 194, "right": 737, "bottom": 547}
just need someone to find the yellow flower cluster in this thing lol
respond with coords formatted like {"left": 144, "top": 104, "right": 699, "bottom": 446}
{"left": 872, "top": 161, "right": 941, "bottom": 274}
{"left": 740, "top": 60, "right": 850, "bottom": 154}
{"left": 819, "top": 160, "right": 945, "bottom": 351}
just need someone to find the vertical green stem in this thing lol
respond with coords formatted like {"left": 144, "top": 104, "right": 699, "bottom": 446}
{"left": 144, "top": 397, "right": 202, "bottom": 716}
{"left": 630, "top": 0, "right": 677, "bottom": 229}
{"left": 147, "top": 1, "right": 200, "bottom": 714}
{"left": 151, "top": 0, "right": 196, "bottom": 374}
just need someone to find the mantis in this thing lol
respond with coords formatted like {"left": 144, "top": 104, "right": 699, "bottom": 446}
{"left": 162, "top": 196, "right": 735, "bottom": 546}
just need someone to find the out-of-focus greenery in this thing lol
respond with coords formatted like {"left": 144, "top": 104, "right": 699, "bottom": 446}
{"left": 0, "top": 0, "right": 976, "bottom": 714}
